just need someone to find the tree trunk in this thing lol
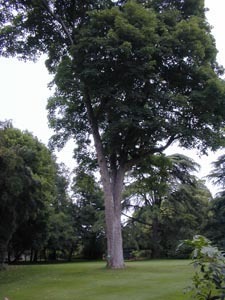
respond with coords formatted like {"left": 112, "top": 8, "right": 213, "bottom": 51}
{"left": 96, "top": 160, "right": 125, "bottom": 268}
{"left": 105, "top": 168, "right": 125, "bottom": 268}
{"left": 84, "top": 88, "right": 125, "bottom": 269}
{"left": 33, "top": 250, "right": 38, "bottom": 262}
{"left": 0, "top": 242, "right": 8, "bottom": 270}
{"left": 67, "top": 247, "right": 73, "bottom": 262}
{"left": 30, "top": 248, "right": 33, "bottom": 262}
{"left": 151, "top": 216, "right": 161, "bottom": 259}
{"left": 103, "top": 191, "right": 124, "bottom": 268}
{"left": 7, "top": 250, "right": 11, "bottom": 264}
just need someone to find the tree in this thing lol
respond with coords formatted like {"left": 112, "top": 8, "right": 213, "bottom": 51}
{"left": 0, "top": 121, "right": 56, "bottom": 268}
{"left": 204, "top": 155, "right": 225, "bottom": 249}
{"left": 46, "top": 210, "right": 75, "bottom": 261}
{"left": 45, "top": 163, "right": 78, "bottom": 262}
{"left": 71, "top": 170, "right": 105, "bottom": 259}
{"left": 208, "top": 155, "right": 225, "bottom": 192}
{"left": 122, "top": 153, "right": 211, "bottom": 258}
{"left": 1, "top": 0, "right": 225, "bottom": 268}
{"left": 8, "top": 162, "right": 73, "bottom": 263}
{"left": 161, "top": 180, "right": 211, "bottom": 256}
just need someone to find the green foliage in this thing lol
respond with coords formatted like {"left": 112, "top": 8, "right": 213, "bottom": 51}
{"left": 131, "top": 249, "right": 152, "bottom": 260}
{"left": 71, "top": 170, "right": 105, "bottom": 259}
{"left": 47, "top": 210, "right": 74, "bottom": 260}
{"left": 182, "top": 235, "right": 225, "bottom": 300}
{"left": 0, "top": 121, "right": 64, "bottom": 266}
{"left": 205, "top": 156, "right": 225, "bottom": 249}
{"left": 56, "top": 0, "right": 225, "bottom": 162}
{"left": 204, "top": 195, "right": 225, "bottom": 250}
{"left": 208, "top": 155, "right": 225, "bottom": 191}
{"left": 122, "top": 153, "right": 210, "bottom": 258}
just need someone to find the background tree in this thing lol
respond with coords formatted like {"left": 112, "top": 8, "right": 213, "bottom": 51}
{"left": 46, "top": 210, "right": 75, "bottom": 261}
{"left": 1, "top": 0, "right": 225, "bottom": 268}
{"left": 122, "top": 153, "right": 211, "bottom": 258}
{"left": 204, "top": 155, "right": 225, "bottom": 249}
{"left": 71, "top": 170, "right": 105, "bottom": 259}
{"left": 44, "top": 163, "right": 77, "bottom": 262}
{"left": 0, "top": 121, "right": 57, "bottom": 269}
{"left": 160, "top": 180, "right": 211, "bottom": 256}
{"left": 8, "top": 163, "right": 75, "bottom": 263}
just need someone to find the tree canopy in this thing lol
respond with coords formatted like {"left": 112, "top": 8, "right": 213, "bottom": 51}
{"left": 0, "top": 121, "right": 57, "bottom": 268}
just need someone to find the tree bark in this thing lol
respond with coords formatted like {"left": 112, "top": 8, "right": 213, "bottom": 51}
{"left": 84, "top": 88, "right": 125, "bottom": 268}
{"left": 106, "top": 167, "right": 125, "bottom": 268}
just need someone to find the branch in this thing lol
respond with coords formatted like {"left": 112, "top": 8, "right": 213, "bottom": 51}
{"left": 122, "top": 212, "right": 152, "bottom": 228}
{"left": 40, "top": 0, "right": 74, "bottom": 45}
{"left": 124, "top": 135, "right": 179, "bottom": 171}
{"left": 153, "top": 134, "right": 178, "bottom": 153}
{"left": 83, "top": 87, "right": 103, "bottom": 156}
{"left": 83, "top": 87, "right": 111, "bottom": 184}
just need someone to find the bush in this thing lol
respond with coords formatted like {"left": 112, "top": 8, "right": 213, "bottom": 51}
{"left": 181, "top": 235, "right": 225, "bottom": 300}
{"left": 131, "top": 249, "right": 152, "bottom": 260}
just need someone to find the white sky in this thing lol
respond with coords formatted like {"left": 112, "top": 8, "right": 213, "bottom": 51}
{"left": 0, "top": 1, "right": 224, "bottom": 195}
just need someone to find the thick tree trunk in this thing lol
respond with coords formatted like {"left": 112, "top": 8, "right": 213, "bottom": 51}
{"left": 105, "top": 168, "right": 125, "bottom": 268}
{"left": 84, "top": 89, "right": 125, "bottom": 268}
{"left": 108, "top": 210, "right": 124, "bottom": 268}
{"left": 96, "top": 161, "right": 125, "bottom": 268}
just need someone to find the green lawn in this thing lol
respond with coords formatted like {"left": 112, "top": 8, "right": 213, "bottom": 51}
{"left": 0, "top": 260, "right": 193, "bottom": 300}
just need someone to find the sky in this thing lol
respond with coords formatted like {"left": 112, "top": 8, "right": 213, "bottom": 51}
{"left": 0, "top": 1, "right": 225, "bottom": 195}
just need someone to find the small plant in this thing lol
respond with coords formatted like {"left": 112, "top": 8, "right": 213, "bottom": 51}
{"left": 180, "top": 235, "right": 225, "bottom": 300}
{"left": 131, "top": 249, "right": 152, "bottom": 260}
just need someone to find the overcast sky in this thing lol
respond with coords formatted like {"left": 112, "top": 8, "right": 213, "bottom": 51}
{"left": 0, "top": 1, "right": 224, "bottom": 195}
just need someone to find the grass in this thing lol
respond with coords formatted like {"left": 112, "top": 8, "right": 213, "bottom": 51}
{"left": 0, "top": 260, "right": 193, "bottom": 300}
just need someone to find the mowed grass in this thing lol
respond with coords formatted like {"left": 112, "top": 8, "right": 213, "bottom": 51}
{"left": 0, "top": 260, "right": 193, "bottom": 300}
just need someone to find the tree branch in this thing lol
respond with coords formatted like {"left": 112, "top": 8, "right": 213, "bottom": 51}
{"left": 153, "top": 135, "right": 179, "bottom": 153}
{"left": 40, "top": 0, "right": 74, "bottom": 45}
{"left": 124, "top": 135, "right": 179, "bottom": 171}
{"left": 83, "top": 86, "right": 112, "bottom": 190}
{"left": 122, "top": 212, "right": 152, "bottom": 228}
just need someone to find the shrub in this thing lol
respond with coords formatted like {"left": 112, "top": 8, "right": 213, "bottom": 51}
{"left": 181, "top": 235, "right": 225, "bottom": 300}
{"left": 131, "top": 249, "right": 152, "bottom": 260}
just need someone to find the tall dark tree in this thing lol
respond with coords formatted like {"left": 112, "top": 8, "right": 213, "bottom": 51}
{"left": 1, "top": 1, "right": 225, "bottom": 268}
{"left": 0, "top": 121, "right": 56, "bottom": 269}
{"left": 9, "top": 162, "right": 73, "bottom": 263}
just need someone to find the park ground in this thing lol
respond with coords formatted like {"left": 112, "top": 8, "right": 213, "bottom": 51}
{"left": 0, "top": 260, "right": 193, "bottom": 300}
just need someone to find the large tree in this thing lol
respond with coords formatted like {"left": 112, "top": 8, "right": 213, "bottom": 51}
{"left": 0, "top": 121, "right": 56, "bottom": 269}
{"left": 1, "top": 0, "right": 225, "bottom": 268}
